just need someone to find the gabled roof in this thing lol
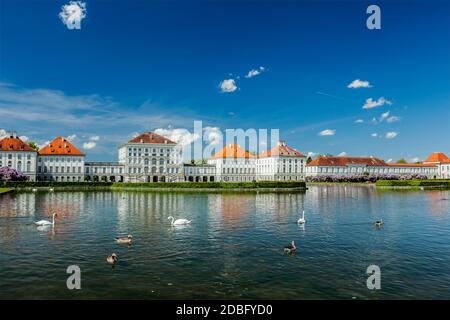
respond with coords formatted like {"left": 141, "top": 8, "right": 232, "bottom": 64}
{"left": 307, "top": 156, "right": 386, "bottom": 167}
{"left": 259, "top": 145, "right": 305, "bottom": 158}
{"left": 0, "top": 136, "right": 36, "bottom": 152}
{"left": 128, "top": 132, "right": 176, "bottom": 144}
{"left": 424, "top": 152, "right": 449, "bottom": 163}
{"left": 39, "top": 137, "right": 84, "bottom": 156}
{"left": 210, "top": 144, "right": 254, "bottom": 159}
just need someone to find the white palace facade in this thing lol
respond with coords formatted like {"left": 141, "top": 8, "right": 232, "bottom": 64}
{"left": 1, "top": 130, "right": 450, "bottom": 182}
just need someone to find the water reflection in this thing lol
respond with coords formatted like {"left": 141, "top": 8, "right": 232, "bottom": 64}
{"left": 0, "top": 186, "right": 449, "bottom": 299}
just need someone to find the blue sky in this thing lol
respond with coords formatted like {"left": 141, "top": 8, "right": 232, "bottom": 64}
{"left": 0, "top": 0, "right": 449, "bottom": 162}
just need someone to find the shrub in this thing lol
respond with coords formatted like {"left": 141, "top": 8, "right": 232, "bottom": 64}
{"left": 376, "top": 180, "right": 450, "bottom": 187}
{"left": 0, "top": 167, "right": 29, "bottom": 181}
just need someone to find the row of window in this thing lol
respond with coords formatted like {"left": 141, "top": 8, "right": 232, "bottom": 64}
{"left": 86, "top": 167, "right": 123, "bottom": 174}
{"left": 0, "top": 153, "right": 33, "bottom": 160}
{"left": 38, "top": 166, "right": 82, "bottom": 173}
{"left": 38, "top": 156, "right": 83, "bottom": 163}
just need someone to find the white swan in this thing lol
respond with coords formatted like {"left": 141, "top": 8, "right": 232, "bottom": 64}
{"left": 49, "top": 188, "right": 54, "bottom": 192}
{"left": 35, "top": 213, "right": 57, "bottom": 226}
{"left": 297, "top": 210, "right": 306, "bottom": 224}
{"left": 168, "top": 216, "right": 191, "bottom": 226}
{"left": 32, "top": 188, "right": 37, "bottom": 192}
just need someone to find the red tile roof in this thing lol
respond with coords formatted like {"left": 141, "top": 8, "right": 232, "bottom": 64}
{"left": 210, "top": 144, "right": 254, "bottom": 159}
{"left": 259, "top": 145, "right": 305, "bottom": 158}
{"left": 39, "top": 137, "right": 84, "bottom": 156}
{"left": 0, "top": 137, "right": 36, "bottom": 152}
{"left": 128, "top": 132, "right": 176, "bottom": 144}
{"left": 386, "top": 163, "right": 436, "bottom": 167}
{"left": 424, "top": 152, "right": 449, "bottom": 163}
{"left": 307, "top": 156, "right": 386, "bottom": 167}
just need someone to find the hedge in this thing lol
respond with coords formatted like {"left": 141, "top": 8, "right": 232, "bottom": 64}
{"left": 376, "top": 180, "right": 450, "bottom": 187}
{"left": 0, "top": 180, "right": 306, "bottom": 189}
{"left": 112, "top": 181, "right": 306, "bottom": 189}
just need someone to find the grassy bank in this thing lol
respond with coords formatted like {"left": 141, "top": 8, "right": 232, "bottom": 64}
{"left": 376, "top": 180, "right": 450, "bottom": 188}
{"left": 0, "top": 187, "right": 13, "bottom": 194}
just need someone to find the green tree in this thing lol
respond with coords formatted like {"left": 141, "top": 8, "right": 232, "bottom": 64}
{"left": 27, "top": 141, "right": 39, "bottom": 151}
{"left": 306, "top": 157, "right": 312, "bottom": 164}
{"left": 396, "top": 158, "right": 408, "bottom": 164}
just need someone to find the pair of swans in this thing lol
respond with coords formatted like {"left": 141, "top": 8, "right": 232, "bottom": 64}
{"left": 168, "top": 216, "right": 191, "bottom": 226}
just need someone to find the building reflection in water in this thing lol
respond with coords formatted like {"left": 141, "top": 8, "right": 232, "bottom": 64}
{"left": 425, "top": 190, "right": 450, "bottom": 218}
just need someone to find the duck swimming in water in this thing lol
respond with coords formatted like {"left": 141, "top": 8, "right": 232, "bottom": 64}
{"left": 374, "top": 219, "right": 384, "bottom": 227}
{"left": 284, "top": 240, "right": 296, "bottom": 254}
{"left": 115, "top": 234, "right": 133, "bottom": 244}
{"left": 106, "top": 253, "right": 118, "bottom": 265}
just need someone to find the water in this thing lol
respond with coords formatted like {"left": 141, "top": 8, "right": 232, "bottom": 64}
{"left": 0, "top": 186, "right": 449, "bottom": 299}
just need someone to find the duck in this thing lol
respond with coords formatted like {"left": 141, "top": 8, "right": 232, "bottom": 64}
{"left": 284, "top": 240, "right": 297, "bottom": 254}
{"left": 168, "top": 216, "right": 191, "bottom": 226}
{"left": 106, "top": 253, "right": 118, "bottom": 265}
{"left": 297, "top": 210, "right": 306, "bottom": 224}
{"left": 35, "top": 213, "right": 57, "bottom": 226}
{"left": 374, "top": 219, "right": 384, "bottom": 227}
{"left": 115, "top": 234, "right": 133, "bottom": 244}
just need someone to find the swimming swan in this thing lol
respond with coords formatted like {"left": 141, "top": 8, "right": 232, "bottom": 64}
{"left": 168, "top": 216, "right": 191, "bottom": 226}
{"left": 35, "top": 213, "right": 57, "bottom": 226}
{"left": 297, "top": 210, "right": 306, "bottom": 224}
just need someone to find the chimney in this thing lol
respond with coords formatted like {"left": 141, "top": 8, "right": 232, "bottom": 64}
{"left": 8, "top": 131, "right": 17, "bottom": 139}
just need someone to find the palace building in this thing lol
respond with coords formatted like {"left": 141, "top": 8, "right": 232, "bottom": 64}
{"left": 37, "top": 137, "right": 85, "bottom": 182}
{"left": 2, "top": 129, "right": 450, "bottom": 182}
{"left": 0, "top": 131, "right": 37, "bottom": 181}
{"left": 305, "top": 156, "right": 438, "bottom": 178}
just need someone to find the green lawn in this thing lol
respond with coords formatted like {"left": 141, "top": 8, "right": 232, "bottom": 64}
{"left": 0, "top": 188, "right": 13, "bottom": 194}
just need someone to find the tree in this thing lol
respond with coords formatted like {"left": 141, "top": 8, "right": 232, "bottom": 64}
{"left": 396, "top": 159, "right": 408, "bottom": 164}
{"left": 27, "top": 141, "right": 39, "bottom": 151}
{"left": 306, "top": 157, "right": 313, "bottom": 164}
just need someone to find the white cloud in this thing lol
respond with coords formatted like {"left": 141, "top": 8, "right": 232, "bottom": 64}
{"left": 307, "top": 151, "right": 318, "bottom": 158}
{"left": 203, "top": 126, "right": 222, "bottom": 147}
{"left": 347, "top": 79, "right": 372, "bottom": 89}
{"left": 67, "top": 134, "right": 77, "bottom": 141}
{"left": 59, "top": 1, "right": 87, "bottom": 30}
{"left": 363, "top": 97, "right": 392, "bottom": 109}
{"left": 337, "top": 152, "right": 347, "bottom": 157}
{"left": 19, "top": 135, "right": 29, "bottom": 142}
{"left": 386, "top": 159, "right": 393, "bottom": 163}
{"left": 387, "top": 116, "right": 401, "bottom": 123}
{"left": 355, "top": 119, "right": 364, "bottom": 124}
{"left": 371, "top": 133, "right": 379, "bottom": 138}
{"left": 379, "top": 111, "right": 390, "bottom": 122}
{"left": 154, "top": 128, "right": 200, "bottom": 146}
{"left": 245, "top": 66, "right": 266, "bottom": 78}
{"left": 410, "top": 157, "right": 421, "bottom": 163}
{"left": 0, "top": 129, "right": 7, "bottom": 139}
{"left": 219, "top": 79, "right": 238, "bottom": 93}
{"left": 318, "top": 129, "right": 336, "bottom": 136}
{"left": 83, "top": 141, "right": 96, "bottom": 150}
{"left": 89, "top": 135, "right": 100, "bottom": 141}
{"left": 385, "top": 132, "right": 399, "bottom": 139}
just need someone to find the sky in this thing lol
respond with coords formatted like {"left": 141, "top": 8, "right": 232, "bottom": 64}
{"left": 0, "top": 0, "right": 449, "bottom": 162}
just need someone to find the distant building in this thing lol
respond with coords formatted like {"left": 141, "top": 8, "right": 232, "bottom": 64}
{"left": 256, "top": 140, "right": 306, "bottom": 181}
{"left": 0, "top": 131, "right": 37, "bottom": 181}
{"left": 423, "top": 152, "right": 450, "bottom": 179}
{"left": 306, "top": 156, "right": 438, "bottom": 178}
{"left": 118, "top": 132, "right": 182, "bottom": 182}
{"left": 208, "top": 144, "right": 256, "bottom": 182}
{"left": 37, "top": 137, "right": 85, "bottom": 182}
{"left": 181, "top": 162, "right": 216, "bottom": 182}
{"left": 84, "top": 162, "right": 124, "bottom": 182}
